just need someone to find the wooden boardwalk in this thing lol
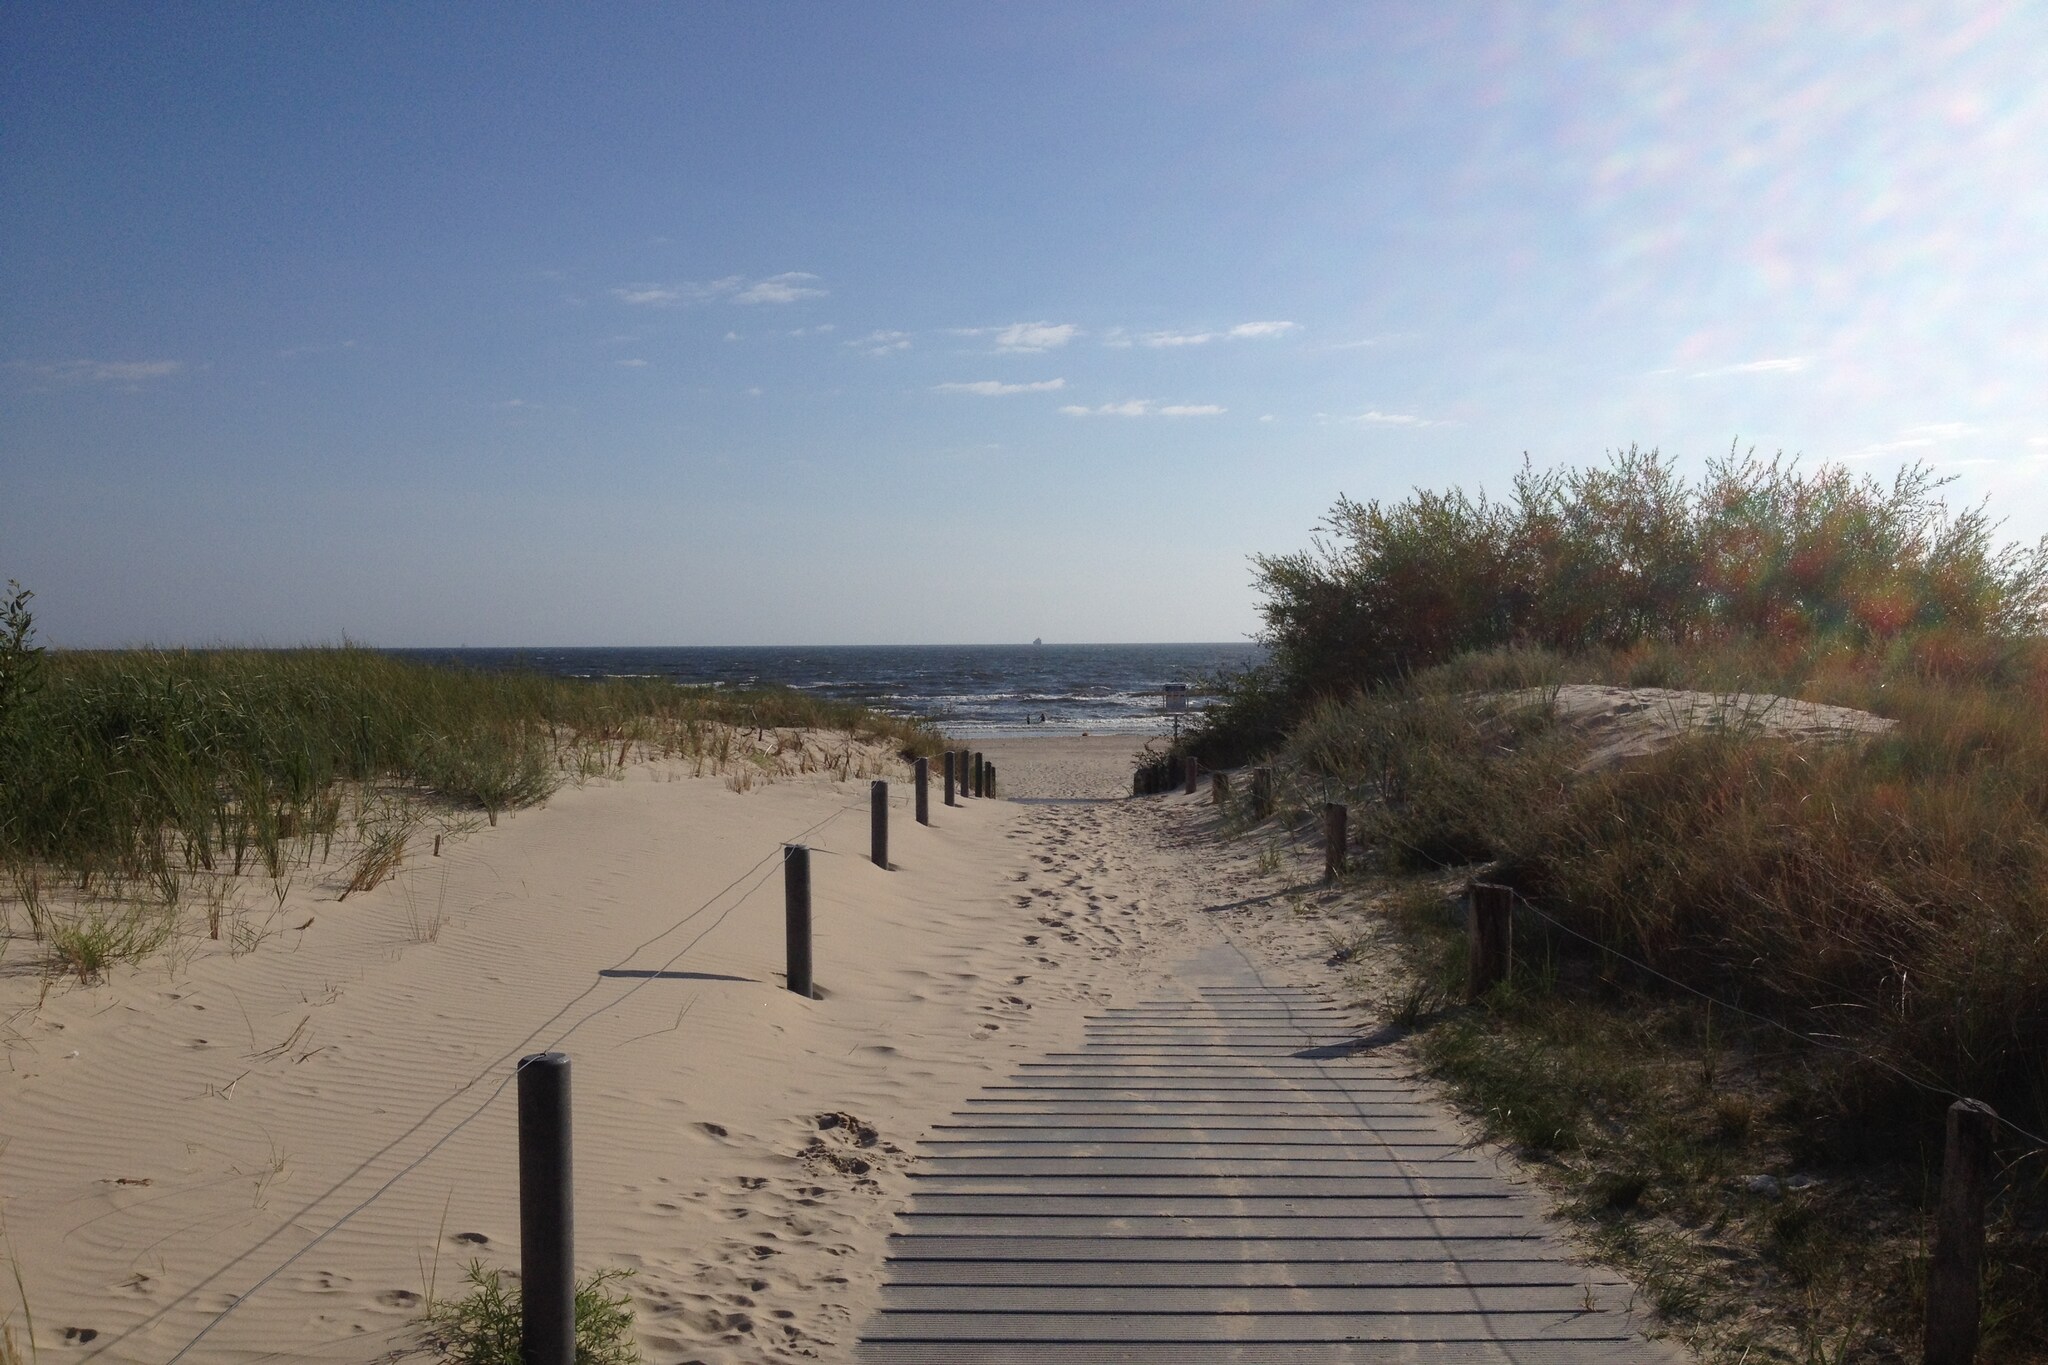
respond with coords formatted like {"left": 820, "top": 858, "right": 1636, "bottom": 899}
{"left": 859, "top": 959, "right": 1678, "bottom": 1363}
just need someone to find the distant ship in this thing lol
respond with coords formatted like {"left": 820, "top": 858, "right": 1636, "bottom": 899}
{"left": 1032, "top": 637, "right": 1043, "bottom": 645}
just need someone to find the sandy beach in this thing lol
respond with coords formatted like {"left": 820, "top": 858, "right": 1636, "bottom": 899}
{"left": 0, "top": 734, "right": 1271, "bottom": 1360}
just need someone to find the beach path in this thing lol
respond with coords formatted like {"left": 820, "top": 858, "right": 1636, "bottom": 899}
{"left": 858, "top": 769, "right": 1681, "bottom": 1362}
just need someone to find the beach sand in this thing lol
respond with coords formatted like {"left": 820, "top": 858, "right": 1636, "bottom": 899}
{"left": 0, "top": 730, "right": 1656, "bottom": 1362}
{"left": 0, "top": 734, "right": 1171, "bottom": 1361}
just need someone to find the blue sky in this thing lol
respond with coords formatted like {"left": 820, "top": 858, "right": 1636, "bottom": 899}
{"left": 6, "top": 3, "right": 2047, "bottom": 646}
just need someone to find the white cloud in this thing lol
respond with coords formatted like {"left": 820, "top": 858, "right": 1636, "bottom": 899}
{"left": 1346, "top": 409, "right": 1444, "bottom": 428}
{"left": 1850, "top": 422, "right": 1984, "bottom": 459}
{"left": 737, "top": 272, "right": 827, "bottom": 304}
{"left": 1260, "top": 413, "right": 1275, "bottom": 423}
{"left": 1690, "top": 356, "right": 1809, "bottom": 378}
{"left": 1059, "top": 398, "right": 1222, "bottom": 417}
{"left": 611, "top": 272, "right": 824, "bottom": 307}
{"left": 991, "top": 321, "right": 1079, "bottom": 352}
{"left": 935, "top": 378, "right": 1066, "bottom": 396}
{"left": 612, "top": 284, "right": 690, "bottom": 306}
{"left": 12, "top": 358, "right": 183, "bottom": 384}
{"left": 1139, "top": 320, "right": 1297, "bottom": 347}
{"left": 616, "top": 358, "right": 649, "bottom": 368}
{"left": 851, "top": 329, "right": 912, "bottom": 355}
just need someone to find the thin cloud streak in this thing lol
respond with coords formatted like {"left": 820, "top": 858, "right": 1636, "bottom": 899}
{"left": 1691, "top": 356, "right": 1809, "bottom": 378}
{"left": 934, "top": 378, "right": 1066, "bottom": 396}
{"left": 1059, "top": 398, "right": 1224, "bottom": 417}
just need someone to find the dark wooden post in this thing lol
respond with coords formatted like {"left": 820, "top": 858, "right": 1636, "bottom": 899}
{"left": 1213, "top": 770, "right": 1229, "bottom": 806}
{"left": 1184, "top": 756, "right": 1199, "bottom": 794}
{"left": 1323, "top": 802, "right": 1348, "bottom": 882}
{"left": 516, "top": 1052, "right": 574, "bottom": 1365}
{"left": 943, "top": 751, "right": 957, "bottom": 806}
{"left": 784, "top": 845, "right": 813, "bottom": 997}
{"left": 870, "top": 780, "right": 889, "bottom": 869}
{"left": 1924, "top": 1099, "right": 1998, "bottom": 1365}
{"left": 1249, "top": 767, "right": 1272, "bottom": 818}
{"left": 1466, "top": 883, "right": 1512, "bottom": 1001}
{"left": 973, "top": 751, "right": 985, "bottom": 798}
{"left": 984, "top": 762, "right": 996, "bottom": 797}
{"left": 914, "top": 757, "right": 930, "bottom": 825}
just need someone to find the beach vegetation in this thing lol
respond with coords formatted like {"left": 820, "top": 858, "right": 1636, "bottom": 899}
{"left": 1195, "top": 451, "right": 2048, "bottom": 1359}
{"left": 0, "top": 641, "right": 941, "bottom": 983}
{"left": 421, "top": 1260, "right": 639, "bottom": 1365}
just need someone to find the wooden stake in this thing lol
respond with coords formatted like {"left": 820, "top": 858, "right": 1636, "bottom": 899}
{"left": 914, "top": 757, "right": 930, "bottom": 825}
{"left": 1323, "top": 803, "right": 1348, "bottom": 882}
{"left": 1924, "top": 1098, "right": 1998, "bottom": 1365}
{"left": 1466, "top": 883, "right": 1512, "bottom": 1001}
{"left": 1184, "top": 756, "right": 1199, "bottom": 794}
{"left": 1213, "top": 770, "right": 1229, "bottom": 806}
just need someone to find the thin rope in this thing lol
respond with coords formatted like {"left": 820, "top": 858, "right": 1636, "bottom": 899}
{"left": 1479, "top": 882, "right": 2048, "bottom": 1155}
{"left": 147, "top": 797, "right": 861, "bottom": 1362}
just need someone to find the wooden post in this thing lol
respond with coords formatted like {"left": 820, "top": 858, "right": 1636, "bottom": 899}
{"left": 943, "top": 751, "right": 957, "bottom": 806}
{"left": 914, "top": 757, "right": 930, "bottom": 825}
{"left": 1924, "top": 1099, "right": 1998, "bottom": 1365}
{"left": 1133, "top": 769, "right": 1145, "bottom": 797}
{"left": 1213, "top": 770, "right": 1229, "bottom": 806}
{"left": 984, "top": 762, "right": 996, "bottom": 797}
{"left": 1184, "top": 756, "right": 1199, "bottom": 794}
{"left": 973, "top": 752, "right": 985, "bottom": 798}
{"left": 1466, "top": 883, "right": 1512, "bottom": 1001}
{"left": 1249, "top": 767, "right": 1272, "bottom": 818}
{"left": 516, "top": 1052, "right": 575, "bottom": 1365}
{"left": 870, "top": 780, "right": 889, "bottom": 869}
{"left": 784, "top": 845, "right": 812, "bottom": 998}
{"left": 1323, "top": 802, "right": 1348, "bottom": 882}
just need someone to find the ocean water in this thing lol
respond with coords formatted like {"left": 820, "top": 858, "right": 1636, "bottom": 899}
{"left": 387, "top": 643, "right": 1264, "bottom": 738}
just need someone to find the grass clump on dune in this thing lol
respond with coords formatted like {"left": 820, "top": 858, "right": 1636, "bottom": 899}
{"left": 0, "top": 604, "right": 940, "bottom": 980}
{"left": 1187, "top": 454, "right": 2048, "bottom": 1359}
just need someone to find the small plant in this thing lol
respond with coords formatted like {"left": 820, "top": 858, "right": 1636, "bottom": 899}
{"left": 422, "top": 1260, "right": 639, "bottom": 1365}
{"left": 0, "top": 581, "right": 43, "bottom": 736}
{"left": 47, "top": 903, "right": 175, "bottom": 983}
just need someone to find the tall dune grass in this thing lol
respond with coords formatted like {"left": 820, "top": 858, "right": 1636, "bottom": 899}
{"left": 0, "top": 646, "right": 940, "bottom": 887}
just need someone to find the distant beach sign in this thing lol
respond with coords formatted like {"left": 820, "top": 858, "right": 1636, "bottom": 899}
{"left": 1162, "top": 683, "right": 1188, "bottom": 714}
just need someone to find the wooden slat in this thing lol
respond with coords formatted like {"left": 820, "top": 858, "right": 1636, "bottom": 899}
{"left": 856, "top": 981, "right": 1675, "bottom": 1363}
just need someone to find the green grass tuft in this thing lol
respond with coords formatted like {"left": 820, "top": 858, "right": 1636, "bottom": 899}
{"left": 421, "top": 1260, "right": 639, "bottom": 1365}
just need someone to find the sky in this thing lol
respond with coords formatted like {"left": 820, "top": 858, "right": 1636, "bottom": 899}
{"left": 5, "top": 2, "right": 2048, "bottom": 647}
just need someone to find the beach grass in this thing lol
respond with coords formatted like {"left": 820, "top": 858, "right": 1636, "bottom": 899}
{"left": 1184, "top": 453, "right": 2048, "bottom": 1358}
{"left": 0, "top": 640, "right": 940, "bottom": 982}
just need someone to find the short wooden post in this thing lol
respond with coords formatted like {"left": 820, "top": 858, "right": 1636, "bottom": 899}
{"left": 1323, "top": 802, "right": 1348, "bottom": 881}
{"left": 984, "top": 762, "right": 996, "bottom": 797}
{"left": 1184, "top": 756, "right": 1199, "bottom": 794}
{"left": 870, "top": 780, "right": 889, "bottom": 869}
{"left": 516, "top": 1052, "right": 575, "bottom": 1365}
{"left": 784, "top": 845, "right": 813, "bottom": 997}
{"left": 1466, "top": 883, "right": 1512, "bottom": 1001}
{"left": 914, "top": 757, "right": 930, "bottom": 825}
{"left": 1924, "top": 1099, "right": 1998, "bottom": 1365}
{"left": 1213, "top": 770, "right": 1229, "bottom": 806}
{"left": 973, "top": 751, "right": 985, "bottom": 798}
{"left": 943, "top": 751, "right": 957, "bottom": 806}
{"left": 1249, "top": 767, "right": 1272, "bottom": 818}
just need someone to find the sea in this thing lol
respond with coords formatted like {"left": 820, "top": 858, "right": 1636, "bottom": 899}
{"left": 387, "top": 643, "right": 1264, "bottom": 738}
